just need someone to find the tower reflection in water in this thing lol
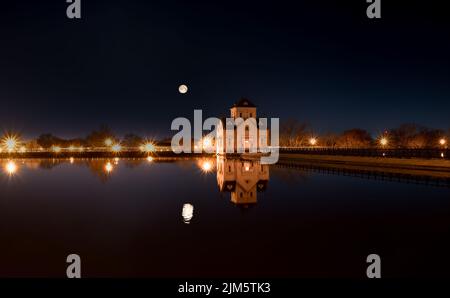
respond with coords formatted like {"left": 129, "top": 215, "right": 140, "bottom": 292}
{"left": 216, "top": 157, "right": 269, "bottom": 206}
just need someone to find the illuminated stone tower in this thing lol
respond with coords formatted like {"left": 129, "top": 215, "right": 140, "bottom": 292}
{"left": 217, "top": 98, "right": 262, "bottom": 153}
{"left": 230, "top": 98, "right": 257, "bottom": 120}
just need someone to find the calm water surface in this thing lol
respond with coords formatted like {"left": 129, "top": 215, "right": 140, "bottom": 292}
{"left": 1, "top": 157, "right": 449, "bottom": 277}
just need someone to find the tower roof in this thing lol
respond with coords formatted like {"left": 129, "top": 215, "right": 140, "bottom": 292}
{"left": 231, "top": 98, "right": 256, "bottom": 108}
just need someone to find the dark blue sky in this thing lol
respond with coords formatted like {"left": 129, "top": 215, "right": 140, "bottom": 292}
{"left": 1, "top": 0, "right": 449, "bottom": 138}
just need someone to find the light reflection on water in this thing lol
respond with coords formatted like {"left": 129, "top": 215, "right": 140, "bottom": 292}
{"left": 216, "top": 158, "right": 269, "bottom": 205}
{"left": 0, "top": 157, "right": 450, "bottom": 278}
{"left": 4, "top": 160, "right": 18, "bottom": 176}
{"left": 2, "top": 157, "right": 272, "bottom": 207}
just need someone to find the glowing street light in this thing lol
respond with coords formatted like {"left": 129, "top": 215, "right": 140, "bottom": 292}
{"left": 439, "top": 138, "right": 447, "bottom": 146}
{"left": 104, "top": 138, "right": 113, "bottom": 147}
{"left": 380, "top": 138, "right": 388, "bottom": 147}
{"left": 309, "top": 138, "right": 317, "bottom": 146}
{"left": 202, "top": 137, "right": 213, "bottom": 149}
{"left": 142, "top": 142, "right": 156, "bottom": 153}
{"left": 52, "top": 146, "right": 62, "bottom": 153}
{"left": 111, "top": 144, "right": 122, "bottom": 153}
{"left": 2, "top": 135, "right": 19, "bottom": 152}
{"left": 5, "top": 138, "right": 17, "bottom": 151}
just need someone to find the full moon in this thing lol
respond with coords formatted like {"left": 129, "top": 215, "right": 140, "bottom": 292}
{"left": 178, "top": 84, "right": 188, "bottom": 94}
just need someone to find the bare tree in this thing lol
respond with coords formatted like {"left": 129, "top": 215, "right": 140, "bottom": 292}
{"left": 390, "top": 123, "right": 445, "bottom": 148}
{"left": 322, "top": 132, "right": 339, "bottom": 148}
{"left": 280, "top": 119, "right": 309, "bottom": 147}
{"left": 336, "top": 129, "right": 372, "bottom": 148}
{"left": 123, "top": 133, "right": 144, "bottom": 147}
{"left": 85, "top": 125, "right": 116, "bottom": 147}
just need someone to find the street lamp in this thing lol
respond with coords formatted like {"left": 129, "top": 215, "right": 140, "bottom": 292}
{"left": 142, "top": 142, "right": 156, "bottom": 153}
{"left": 309, "top": 138, "right": 317, "bottom": 146}
{"left": 2, "top": 135, "right": 19, "bottom": 152}
{"left": 104, "top": 138, "right": 113, "bottom": 147}
{"left": 202, "top": 137, "right": 213, "bottom": 150}
{"left": 111, "top": 144, "right": 122, "bottom": 153}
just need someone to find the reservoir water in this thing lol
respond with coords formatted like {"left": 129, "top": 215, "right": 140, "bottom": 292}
{"left": 1, "top": 157, "right": 449, "bottom": 277}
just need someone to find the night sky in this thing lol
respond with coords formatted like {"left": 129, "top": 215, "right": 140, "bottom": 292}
{"left": 1, "top": 0, "right": 449, "bottom": 138}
